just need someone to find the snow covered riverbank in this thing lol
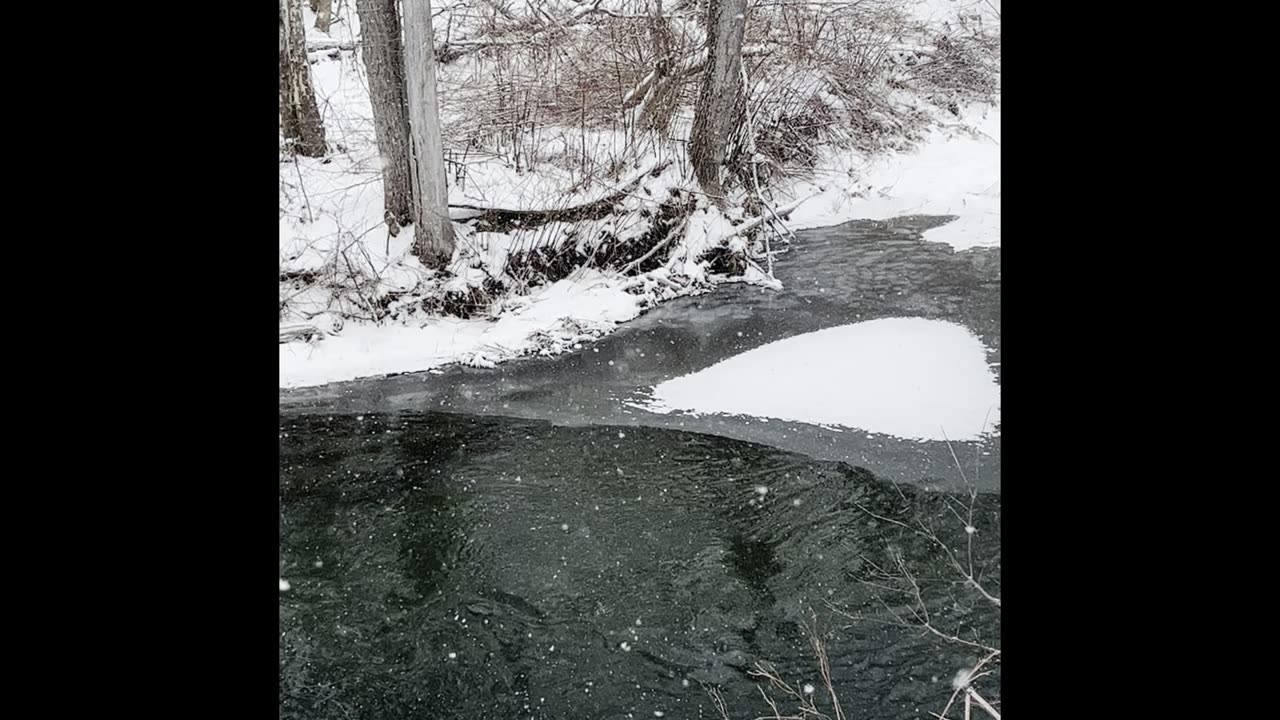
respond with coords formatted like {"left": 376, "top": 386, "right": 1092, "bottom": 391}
{"left": 280, "top": 1, "right": 1000, "bottom": 390}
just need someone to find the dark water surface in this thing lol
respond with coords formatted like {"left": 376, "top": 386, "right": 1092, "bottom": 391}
{"left": 281, "top": 217, "right": 1001, "bottom": 492}
{"left": 280, "top": 412, "right": 1001, "bottom": 720}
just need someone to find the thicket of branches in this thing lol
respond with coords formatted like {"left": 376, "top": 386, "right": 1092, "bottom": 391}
{"left": 729, "top": 442, "right": 1002, "bottom": 720}
{"left": 435, "top": 0, "right": 1000, "bottom": 186}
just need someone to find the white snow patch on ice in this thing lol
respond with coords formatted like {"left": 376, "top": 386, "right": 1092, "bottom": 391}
{"left": 640, "top": 318, "right": 999, "bottom": 441}
{"left": 785, "top": 105, "right": 1000, "bottom": 251}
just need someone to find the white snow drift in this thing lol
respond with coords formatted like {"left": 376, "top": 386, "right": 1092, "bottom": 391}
{"left": 280, "top": 269, "right": 643, "bottom": 388}
{"left": 640, "top": 318, "right": 1000, "bottom": 441}
{"left": 785, "top": 104, "right": 1001, "bottom": 251}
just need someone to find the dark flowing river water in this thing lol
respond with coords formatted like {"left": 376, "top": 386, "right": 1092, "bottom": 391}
{"left": 280, "top": 217, "right": 1002, "bottom": 719}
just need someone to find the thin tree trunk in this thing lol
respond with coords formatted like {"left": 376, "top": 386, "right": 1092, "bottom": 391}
{"left": 280, "top": 0, "right": 327, "bottom": 157}
{"left": 689, "top": 0, "right": 747, "bottom": 202}
{"left": 314, "top": 0, "right": 334, "bottom": 33}
{"left": 355, "top": 0, "right": 413, "bottom": 229}
{"left": 402, "top": 0, "right": 454, "bottom": 269}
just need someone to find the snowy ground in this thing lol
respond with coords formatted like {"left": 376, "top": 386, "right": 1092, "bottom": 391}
{"left": 282, "top": 268, "right": 644, "bottom": 387}
{"left": 784, "top": 104, "right": 1000, "bottom": 251}
{"left": 634, "top": 318, "right": 1000, "bottom": 441}
{"left": 280, "top": 1, "right": 1000, "bottom": 390}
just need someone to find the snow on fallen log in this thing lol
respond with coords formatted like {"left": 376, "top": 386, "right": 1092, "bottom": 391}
{"left": 280, "top": 324, "right": 323, "bottom": 344}
{"left": 306, "top": 40, "right": 358, "bottom": 53}
{"left": 719, "top": 191, "right": 820, "bottom": 240}
{"left": 449, "top": 162, "right": 671, "bottom": 227}
{"left": 623, "top": 190, "right": 819, "bottom": 276}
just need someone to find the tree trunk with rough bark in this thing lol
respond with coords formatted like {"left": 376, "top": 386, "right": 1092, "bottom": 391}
{"left": 402, "top": 0, "right": 454, "bottom": 268}
{"left": 280, "top": 0, "right": 327, "bottom": 157}
{"left": 355, "top": 0, "right": 413, "bottom": 229}
{"left": 314, "top": 0, "right": 333, "bottom": 33}
{"left": 689, "top": 0, "right": 747, "bottom": 202}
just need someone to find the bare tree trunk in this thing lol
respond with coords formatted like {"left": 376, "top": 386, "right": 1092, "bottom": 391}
{"left": 314, "top": 0, "right": 334, "bottom": 33}
{"left": 355, "top": 0, "right": 413, "bottom": 229}
{"left": 280, "top": 0, "right": 327, "bottom": 157}
{"left": 689, "top": 0, "right": 747, "bottom": 202}
{"left": 402, "top": 0, "right": 454, "bottom": 269}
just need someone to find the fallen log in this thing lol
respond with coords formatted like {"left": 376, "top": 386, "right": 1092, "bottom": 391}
{"left": 280, "top": 268, "right": 321, "bottom": 284}
{"left": 306, "top": 40, "right": 358, "bottom": 52}
{"left": 451, "top": 162, "right": 671, "bottom": 232}
{"left": 280, "top": 324, "right": 323, "bottom": 343}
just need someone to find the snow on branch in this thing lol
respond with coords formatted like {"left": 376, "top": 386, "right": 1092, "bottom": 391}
{"left": 279, "top": 324, "right": 323, "bottom": 343}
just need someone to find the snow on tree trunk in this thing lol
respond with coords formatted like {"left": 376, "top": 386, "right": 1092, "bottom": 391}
{"left": 355, "top": 0, "right": 413, "bottom": 229}
{"left": 280, "top": 0, "right": 327, "bottom": 157}
{"left": 314, "top": 0, "right": 333, "bottom": 33}
{"left": 402, "top": 0, "right": 454, "bottom": 269}
{"left": 689, "top": 0, "right": 747, "bottom": 202}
